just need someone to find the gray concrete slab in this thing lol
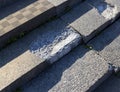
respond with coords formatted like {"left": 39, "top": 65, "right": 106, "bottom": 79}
{"left": 61, "top": 2, "right": 111, "bottom": 42}
{"left": 0, "top": 18, "right": 81, "bottom": 92}
{"left": 23, "top": 45, "right": 111, "bottom": 92}
{"left": 88, "top": 19, "right": 120, "bottom": 67}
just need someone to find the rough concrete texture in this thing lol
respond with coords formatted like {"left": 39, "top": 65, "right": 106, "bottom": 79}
{"left": 30, "top": 19, "right": 81, "bottom": 64}
{"left": 61, "top": 2, "right": 110, "bottom": 42}
{"left": 94, "top": 75, "right": 120, "bottom": 92}
{"left": 0, "top": 51, "right": 45, "bottom": 92}
{"left": 23, "top": 45, "right": 112, "bottom": 92}
{"left": 0, "top": 18, "right": 81, "bottom": 92}
{"left": 88, "top": 19, "right": 120, "bottom": 67}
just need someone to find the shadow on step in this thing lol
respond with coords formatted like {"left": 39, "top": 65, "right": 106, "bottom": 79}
{"left": 22, "top": 19, "right": 120, "bottom": 92}
{"left": 87, "top": 19, "right": 120, "bottom": 52}
{"left": 60, "top": 1, "right": 93, "bottom": 25}
{"left": 0, "top": 1, "right": 94, "bottom": 68}
{"left": 0, "top": 0, "right": 38, "bottom": 20}
{"left": 22, "top": 45, "right": 89, "bottom": 92}
{"left": 0, "top": 27, "right": 41, "bottom": 68}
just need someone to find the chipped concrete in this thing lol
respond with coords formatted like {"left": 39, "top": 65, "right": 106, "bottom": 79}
{"left": 30, "top": 27, "right": 81, "bottom": 64}
{"left": 87, "top": 0, "right": 119, "bottom": 20}
{"left": 23, "top": 46, "right": 112, "bottom": 92}
{"left": 96, "top": 2, "right": 118, "bottom": 20}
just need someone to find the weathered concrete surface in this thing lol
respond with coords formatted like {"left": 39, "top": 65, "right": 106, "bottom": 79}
{"left": 23, "top": 45, "right": 111, "bottom": 92}
{"left": 0, "top": 51, "right": 47, "bottom": 92}
{"left": 94, "top": 75, "right": 120, "bottom": 92}
{"left": 61, "top": 2, "right": 111, "bottom": 42}
{"left": 0, "top": 18, "right": 81, "bottom": 92}
{"left": 88, "top": 19, "right": 120, "bottom": 67}
{"left": 30, "top": 19, "right": 81, "bottom": 64}
{"left": 86, "top": 0, "right": 120, "bottom": 21}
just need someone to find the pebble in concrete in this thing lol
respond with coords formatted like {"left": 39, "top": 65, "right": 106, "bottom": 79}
{"left": 23, "top": 45, "right": 111, "bottom": 92}
{"left": 61, "top": 2, "right": 110, "bottom": 42}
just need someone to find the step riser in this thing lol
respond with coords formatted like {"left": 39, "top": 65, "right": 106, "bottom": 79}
{"left": 0, "top": 0, "right": 83, "bottom": 49}
{"left": 1, "top": 0, "right": 120, "bottom": 92}
{"left": 0, "top": 7, "right": 56, "bottom": 49}
{"left": 1, "top": 61, "right": 49, "bottom": 92}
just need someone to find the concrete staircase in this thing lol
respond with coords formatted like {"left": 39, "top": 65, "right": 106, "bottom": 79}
{"left": 0, "top": 0, "right": 120, "bottom": 92}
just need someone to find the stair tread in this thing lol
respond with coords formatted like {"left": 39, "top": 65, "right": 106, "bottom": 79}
{"left": 61, "top": 1, "right": 120, "bottom": 42}
{"left": 23, "top": 45, "right": 111, "bottom": 92}
{"left": 88, "top": 19, "right": 120, "bottom": 67}
{"left": 0, "top": 18, "right": 81, "bottom": 92}
{"left": 0, "top": 0, "right": 54, "bottom": 36}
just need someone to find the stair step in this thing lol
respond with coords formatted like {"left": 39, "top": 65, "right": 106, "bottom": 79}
{"left": 0, "top": 18, "right": 81, "bottom": 92}
{"left": 88, "top": 18, "right": 120, "bottom": 68}
{"left": 0, "top": 0, "right": 56, "bottom": 49}
{"left": 23, "top": 10, "right": 120, "bottom": 92}
{"left": 61, "top": 0, "right": 120, "bottom": 42}
{"left": 0, "top": 0, "right": 120, "bottom": 92}
{"left": 0, "top": 0, "right": 84, "bottom": 49}
{"left": 87, "top": 18, "right": 120, "bottom": 92}
{"left": 22, "top": 45, "right": 112, "bottom": 92}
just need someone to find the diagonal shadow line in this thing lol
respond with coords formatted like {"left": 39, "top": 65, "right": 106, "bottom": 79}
{"left": 0, "top": 0, "right": 38, "bottom": 20}
{"left": 22, "top": 45, "right": 90, "bottom": 92}
{"left": 87, "top": 18, "right": 120, "bottom": 52}
{"left": 0, "top": 1, "right": 119, "bottom": 91}
{"left": 22, "top": 19, "right": 120, "bottom": 92}
{"left": 0, "top": 1, "right": 93, "bottom": 68}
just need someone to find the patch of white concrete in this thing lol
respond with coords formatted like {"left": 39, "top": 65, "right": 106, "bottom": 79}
{"left": 30, "top": 27, "right": 81, "bottom": 64}
{"left": 96, "top": 2, "right": 118, "bottom": 20}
